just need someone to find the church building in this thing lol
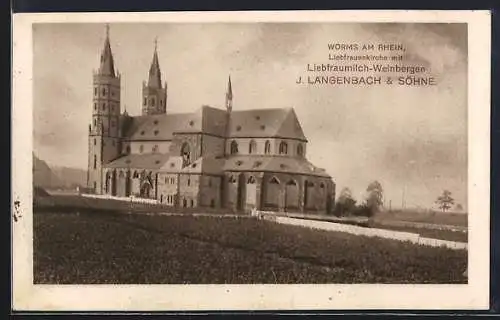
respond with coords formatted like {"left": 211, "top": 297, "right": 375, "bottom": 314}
{"left": 87, "top": 26, "right": 336, "bottom": 214}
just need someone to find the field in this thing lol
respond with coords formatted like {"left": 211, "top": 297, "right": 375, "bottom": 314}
{"left": 34, "top": 210, "right": 467, "bottom": 284}
{"left": 376, "top": 209, "right": 467, "bottom": 227}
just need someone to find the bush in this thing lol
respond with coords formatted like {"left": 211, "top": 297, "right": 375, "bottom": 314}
{"left": 352, "top": 204, "right": 375, "bottom": 217}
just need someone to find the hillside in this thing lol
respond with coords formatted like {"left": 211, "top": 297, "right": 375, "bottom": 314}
{"left": 51, "top": 166, "right": 87, "bottom": 188}
{"left": 33, "top": 153, "right": 87, "bottom": 189}
{"left": 33, "top": 153, "right": 62, "bottom": 188}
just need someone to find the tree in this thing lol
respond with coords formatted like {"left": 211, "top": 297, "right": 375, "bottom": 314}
{"left": 436, "top": 190, "right": 455, "bottom": 212}
{"left": 334, "top": 187, "right": 357, "bottom": 216}
{"left": 365, "top": 180, "right": 383, "bottom": 214}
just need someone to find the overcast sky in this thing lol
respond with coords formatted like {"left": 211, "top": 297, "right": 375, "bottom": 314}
{"left": 33, "top": 22, "right": 467, "bottom": 210}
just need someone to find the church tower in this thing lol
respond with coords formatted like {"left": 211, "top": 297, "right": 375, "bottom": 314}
{"left": 87, "top": 24, "right": 122, "bottom": 193}
{"left": 142, "top": 38, "right": 167, "bottom": 115}
{"left": 224, "top": 75, "right": 233, "bottom": 156}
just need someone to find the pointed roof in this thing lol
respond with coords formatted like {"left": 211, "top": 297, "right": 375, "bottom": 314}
{"left": 226, "top": 75, "right": 233, "bottom": 100}
{"left": 148, "top": 38, "right": 162, "bottom": 88}
{"left": 223, "top": 155, "right": 330, "bottom": 177}
{"left": 228, "top": 108, "right": 307, "bottom": 141}
{"left": 98, "top": 24, "right": 116, "bottom": 77}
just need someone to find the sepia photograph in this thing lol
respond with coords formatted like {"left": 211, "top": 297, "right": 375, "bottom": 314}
{"left": 12, "top": 11, "right": 491, "bottom": 311}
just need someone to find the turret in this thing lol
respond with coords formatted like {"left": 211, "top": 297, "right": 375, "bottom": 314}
{"left": 87, "top": 24, "right": 122, "bottom": 193}
{"left": 142, "top": 38, "right": 167, "bottom": 115}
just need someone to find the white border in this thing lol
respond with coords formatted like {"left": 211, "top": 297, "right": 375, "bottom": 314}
{"left": 12, "top": 10, "right": 491, "bottom": 311}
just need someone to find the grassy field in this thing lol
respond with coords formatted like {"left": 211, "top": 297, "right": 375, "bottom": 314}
{"left": 34, "top": 211, "right": 467, "bottom": 284}
{"left": 34, "top": 195, "right": 468, "bottom": 242}
{"left": 376, "top": 210, "right": 467, "bottom": 227}
{"left": 370, "top": 223, "right": 467, "bottom": 242}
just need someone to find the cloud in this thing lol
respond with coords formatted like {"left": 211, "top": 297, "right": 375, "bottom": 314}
{"left": 32, "top": 22, "right": 468, "bottom": 208}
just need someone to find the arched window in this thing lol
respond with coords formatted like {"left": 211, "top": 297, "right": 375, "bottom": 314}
{"left": 247, "top": 176, "right": 256, "bottom": 184}
{"left": 297, "top": 144, "right": 304, "bottom": 156}
{"left": 287, "top": 179, "right": 297, "bottom": 186}
{"left": 133, "top": 171, "right": 139, "bottom": 178}
{"left": 248, "top": 140, "right": 256, "bottom": 154}
{"left": 230, "top": 140, "right": 239, "bottom": 154}
{"left": 279, "top": 141, "right": 288, "bottom": 155}
{"left": 139, "top": 145, "right": 144, "bottom": 153}
{"left": 269, "top": 176, "right": 280, "bottom": 184}
{"left": 264, "top": 140, "right": 271, "bottom": 154}
{"left": 181, "top": 143, "right": 190, "bottom": 167}
{"left": 151, "top": 97, "right": 156, "bottom": 107}
{"left": 126, "top": 145, "right": 131, "bottom": 154}
{"left": 105, "top": 172, "right": 110, "bottom": 193}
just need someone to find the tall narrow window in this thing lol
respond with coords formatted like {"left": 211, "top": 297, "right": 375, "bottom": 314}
{"left": 143, "top": 97, "right": 147, "bottom": 106}
{"left": 139, "top": 145, "right": 144, "bottom": 153}
{"left": 93, "top": 155, "right": 97, "bottom": 169}
{"left": 94, "top": 103, "right": 97, "bottom": 110}
{"left": 249, "top": 140, "right": 256, "bottom": 154}
{"left": 94, "top": 87, "right": 98, "bottom": 96}
{"left": 279, "top": 141, "right": 288, "bottom": 155}
{"left": 102, "top": 103, "right": 106, "bottom": 111}
{"left": 102, "top": 87, "right": 106, "bottom": 96}
{"left": 297, "top": 144, "right": 304, "bottom": 156}
{"left": 151, "top": 97, "right": 156, "bottom": 106}
{"left": 181, "top": 143, "right": 191, "bottom": 167}
{"left": 230, "top": 140, "right": 238, "bottom": 154}
{"left": 264, "top": 140, "right": 271, "bottom": 154}
{"left": 93, "top": 138, "right": 96, "bottom": 146}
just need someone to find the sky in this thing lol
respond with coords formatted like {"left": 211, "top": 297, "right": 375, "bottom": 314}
{"left": 33, "top": 22, "right": 468, "bottom": 210}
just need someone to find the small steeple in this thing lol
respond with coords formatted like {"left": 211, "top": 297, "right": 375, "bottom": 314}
{"left": 148, "top": 37, "right": 162, "bottom": 88}
{"left": 98, "top": 23, "right": 116, "bottom": 77}
{"left": 225, "top": 75, "right": 233, "bottom": 112}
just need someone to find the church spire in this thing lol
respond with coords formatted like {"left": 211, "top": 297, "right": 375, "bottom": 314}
{"left": 98, "top": 24, "right": 116, "bottom": 77}
{"left": 225, "top": 75, "right": 233, "bottom": 112}
{"left": 148, "top": 37, "right": 162, "bottom": 88}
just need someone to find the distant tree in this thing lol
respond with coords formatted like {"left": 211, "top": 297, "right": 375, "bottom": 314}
{"left": 365, "top": 180, "right": 384, "bottom": 214}
{"left": 436, "top": 190, "right": 455, "bottom": 212}
{"left": 334, "top": 187, "right": 357, "bottom": 216}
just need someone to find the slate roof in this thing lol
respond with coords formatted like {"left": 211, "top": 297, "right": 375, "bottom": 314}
{"left": 105, "top": 153, "right": 171, "bottom": 170}
{"left": 124, "top": 105, "right": 227, "bottom": 141}
{"left": 105, "top": 153, "right": 329, "bottom": 178}
{"left": 122, "top": 106, "right": 307, "bottom": 142}
{"left": 228, "top": 108, "right": 307, "bottom": 141}
{"left": 161, "top": 156, "right": 225, "bottom": 175}
{"left": 222, "top": 155, "right": 330, "bottom": 177}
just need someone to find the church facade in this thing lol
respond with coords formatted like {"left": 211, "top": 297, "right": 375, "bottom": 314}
{"left": 87, "top": 27, "right": 336, "bottom": 214}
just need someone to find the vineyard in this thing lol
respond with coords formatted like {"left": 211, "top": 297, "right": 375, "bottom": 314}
{"left": 33, "top": 211, "right": 467, "bottom": 284}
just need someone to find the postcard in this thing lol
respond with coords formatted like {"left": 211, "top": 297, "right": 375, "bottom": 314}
{"left": 12, "top": 10, "right": 491, "bottom": 311}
